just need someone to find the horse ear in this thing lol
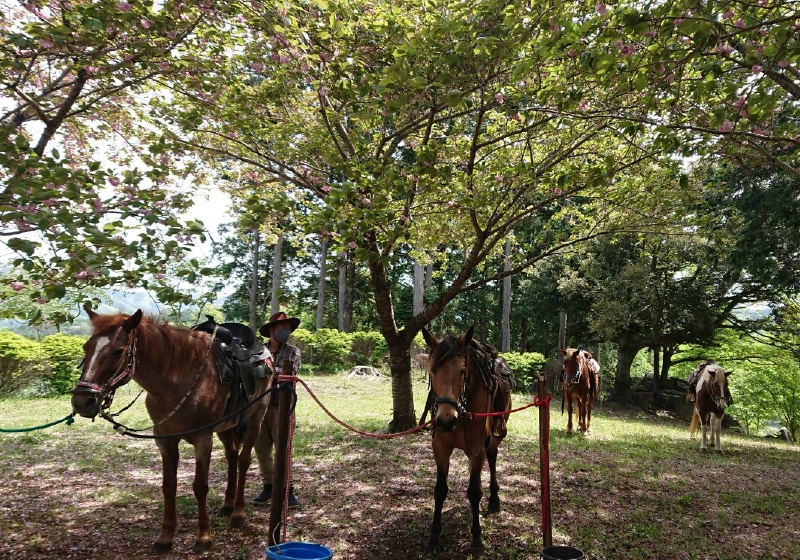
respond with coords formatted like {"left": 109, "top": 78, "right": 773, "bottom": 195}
{"left": 463, "top": 326, "right": 474, "bottom": 347}
{"left": 83, "top": 303, "right": 97, "bottom": 320}
{"left": 123, "top": 309, "right": 143, "bottom": 332}
{"left": 421, "top": 327, "right": 437, "bottom": 348}
{"left": 559, "top": 348, "right": 566, "bottom": 356}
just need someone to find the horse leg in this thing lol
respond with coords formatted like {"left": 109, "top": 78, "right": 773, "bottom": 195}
{"left": 585, "top": 396, "right": 594, "bottom": 435}
{"left": 699, "top": 416, "right": 709, "bottom": 452}
{"left": 426, "top": 443, "right": 452, "bottom": 553}
{"left": 191, "top": 434, "right": 214, "bottom": 553}
{"left": 486, "top": 440, "right": 501, "bottom": 514}
{"left": 566, "top": 393, "right": 574, "bottom": 435}
{"left": 467, "top": 453, "right": 485, "bottom": 552}
{"left": 578, "top": 399, "right": 587, "bottom": 434}
{"left": 232, "top": 419, "right": 262, "bottom": 527}
{"left": 216, "top": 429, "right": 239, "bottom": 518}
{"left": 712, "top": 414, "right": 723, "bottom": 453}
{"left": 153, "top": 439, "right": 180, "bottom": 554}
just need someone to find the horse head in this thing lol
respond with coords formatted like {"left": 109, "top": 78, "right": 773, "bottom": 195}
{"left": 422, "top": 326, "right": 474, "bottom": 433}
{"left": 702, "top": 364, "right": 732, "bottom": 411}
{"left": 71, "top": 303, "right": 142, "bottom": 419}
{"left": 560, "top": 347, "right": 587, "bottom": 385}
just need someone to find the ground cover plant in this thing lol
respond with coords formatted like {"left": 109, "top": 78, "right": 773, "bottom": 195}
{"left": 0, "top": 373, "right": 798, "bottom": 560}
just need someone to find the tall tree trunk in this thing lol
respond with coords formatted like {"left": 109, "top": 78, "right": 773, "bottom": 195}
{"left": 413, "top": 260, "right": 424, "bottom": 315}
{"left": 387, "top": 337, "right": 415, "bottom": 432}
{"left": 270, "top": 233, "right": 283, "bottom": 315}
{"left": 425, "top": 262, "right": 433, "bottom": 291}
{"left": 501, "top": 238, "right": 511, "bottom": 352}
{"left": 659, "top": 347, "right": 675, "bottom": 388}
{"left": 610, "top": 342, "right": 641, "bottom": 402}
{"left": 520, "top": 316, "right": 528, "bottom": 353}
{"left": 249, "top": 229, "right": 260, "bottom": 332}
{"left": 652, "top": 345, "right": 661, "bottom": 393}
{"left": 316, "top": 237, "right": 327, "bottom": 330}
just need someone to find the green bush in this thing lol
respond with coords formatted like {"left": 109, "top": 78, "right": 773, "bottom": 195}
{"left": 502, "top": 351, "right": 547, "bottom": 391}
{"left": 350, "top": 331, "right": 387, "bottom": 367}
{"left": 313, "top": 328, "right": 354, "bottom": 369}
{"left": 0, "top": 330, "right": 45, "bottom": 396}
{"left": 41, "top": 334, "right": 86, "bottom": 395}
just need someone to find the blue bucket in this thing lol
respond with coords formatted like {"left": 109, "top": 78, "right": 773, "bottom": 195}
{"left": 265, "top": 542, "right": 333, "bottom": 560}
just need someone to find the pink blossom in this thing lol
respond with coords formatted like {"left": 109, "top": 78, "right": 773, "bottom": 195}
{"left": 734, "top": 18, "right": 746, "bottom": 28}
{"left": 719, "top": 120, "right": 734, "bottom": 132}
{"left": 348, "top": 242, "right": 357, "bottom": 249}
{"left": 10, "top": 281, "right": 25, "bottom": 292}
{"left": 778, "top": 59, "right": 788, "bottom": 68}
{"left": 674, "top": 17, "right": 684, "bottom": 26}
{"left": 251, "top": 62, "right": 264, "bottom": 72}
{"left": 75, "top": 270, "right": 90, "bottom": 280}
{"left": 319, "top": 86, "right": 329, "bottom": 96}
{"left": 399, "top": 215, "right": 408, "bottom": 223}
{"left": 554, "top": 188, "right": 562, "bottom": 195}
{"left": 446, "top": 201, "right": 454, "bottom": 208}
{"left": 85, "top": 66, "right": 99, "bottom": 75}
{"left": 140, "top": 19, "right": 151, "bottom": 29}
{"left": 752, "top": 65, "right": 763, "bottom": 74}
{"left": 109, "top": 176, "right": 120, "bottom": 186}
{"left": 733, "top": 96, "right": 746, "bottom": 107}
{"left": 321, "top": 185, "right": 331, "bottom": 193}
{"left": 118, "top": 1, "right": 132, "bottom": 12}
{"left": 363, "top": 197, "right": 371, "bottom": 205}
{"left": 579, "top": 100, "right": 590, "bottom": 111}
{"left": 665, "top": 73, "right": 675, "bottom": 84}
{"left": 595, "top": 3, "right": 608, "bottom": 15}
{"left": 494, "top": 92, "right": 504, "bottom": 104}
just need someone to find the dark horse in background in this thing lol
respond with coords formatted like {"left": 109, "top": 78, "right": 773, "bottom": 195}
{"left": 560, "top": 347, "right": 600, "bottom": 435}
{"left": 689, "top": 361, "right": 732, "bottom": 453}
{"left": 71, "top": 305, "right": 271, "bottom": 554}
{"left": 422, "top": 326, "right": 514, "bottom": 554}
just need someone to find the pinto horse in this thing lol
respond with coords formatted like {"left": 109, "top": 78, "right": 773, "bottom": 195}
{"left": 71, "top": 305, "right": 271, "bottom": 554}
{"left": 689, "top": 362, "right": 732, "bottom": 453}
{"left": 560, "top": 348, "right": 599, "bottom": 435}
{"left": 422, "top": 326, "right": 513, "bottom": 553}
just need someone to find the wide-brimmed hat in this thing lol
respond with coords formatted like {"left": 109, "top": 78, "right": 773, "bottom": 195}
{"left": 259, "top": 311, "right": 301, "bottom": 337}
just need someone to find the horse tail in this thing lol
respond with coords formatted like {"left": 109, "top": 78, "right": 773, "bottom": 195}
{"left": 689, "top": 409, "right": 699, "bottom": 436}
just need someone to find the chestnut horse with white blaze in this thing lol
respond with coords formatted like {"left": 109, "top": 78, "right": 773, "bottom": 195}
{"left": 689, "top": 362, "right": 732, "bottom": 453}
{"left": 71, "top": 305, "right": 271, "bottom": 554}
{"left": 422, "top": 326, "right": 513, "bottom": 554}
{"left": 560, "top": 347, "right": 599, "bottom": 435}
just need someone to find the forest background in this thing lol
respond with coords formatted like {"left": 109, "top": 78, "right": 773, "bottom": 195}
{"left": 1, "top": 0, "right": 800, "bottom": 436}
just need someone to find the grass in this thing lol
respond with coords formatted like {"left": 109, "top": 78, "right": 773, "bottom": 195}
{"left": 1, "top": 373, "right": 799, "bottom": 560}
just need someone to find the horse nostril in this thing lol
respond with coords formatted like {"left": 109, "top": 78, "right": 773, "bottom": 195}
{"left": 436, "top": 414, "right": 457, "bottom": 433}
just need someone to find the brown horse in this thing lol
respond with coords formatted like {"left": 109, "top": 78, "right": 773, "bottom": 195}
{"left": 71, "top": 305, "right": 271, "bottom": 554}
{"left": 560, "top": 347, "right": 599, "bottom": 435}
{"left": 689, "top": 362, "right": 732, "bottom": 453}
{"left": 422, "top": 326, "right": 513, "bottom": 553}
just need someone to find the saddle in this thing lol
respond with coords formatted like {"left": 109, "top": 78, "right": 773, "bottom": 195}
{"left": 192, "top": 317, "right": 272, "bottom": 420}
{"left": 468, "top": 340, "right": 515, "bottom": 438}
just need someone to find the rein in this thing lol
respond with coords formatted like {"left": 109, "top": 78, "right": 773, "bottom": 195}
{"left": 73, "top": 329, "right": 138, "bottom": 412}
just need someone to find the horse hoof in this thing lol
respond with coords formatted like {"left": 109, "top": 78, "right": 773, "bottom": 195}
{"left": 151, "top": 542, "right": 173, "bottom": 555}
{"left": 230, "top": 515, "right": 246, "bottom": 529}
{"left": 193, "top": 539, "right": 213, "bottom": 554}
{"left": 488, "top": 498, "right": 500, "bottom": 513}
{"left": 218, "top": 505, "right": 234, "bottom": 517}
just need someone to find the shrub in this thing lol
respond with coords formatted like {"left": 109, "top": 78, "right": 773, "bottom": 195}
{"left": 0, "top": 330, "right": 45, "bottom": 396}
{"left": 502, "top": 351, "right": 547, "bottom": 391}
{"left": 41, "top": 334, "right": 86, "bottom": 395}
{"left": 313, "top": 328, "right": 354, "bottom": 369}
{"left": 350, "top": 331, "right": 386, "bottom": 367}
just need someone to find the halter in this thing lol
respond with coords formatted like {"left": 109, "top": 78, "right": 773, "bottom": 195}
{"left": 429, "top": 351, "right": 469, "bottom": 417}
{"left": 73, "top": 330, "right": 138, "bottom": 413}
{"left": 564, "top": 349, "right": 587, "bottom": 385}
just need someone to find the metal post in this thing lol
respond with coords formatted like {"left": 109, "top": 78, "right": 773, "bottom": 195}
{"left": 268, "top": 363, "right": 292, "bottom": 545}
{"left": 538, "top": 371, "right": 552, "bottom": 548}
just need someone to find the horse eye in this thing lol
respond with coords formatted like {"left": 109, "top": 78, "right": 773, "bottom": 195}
{"left": 113, "top": 348, "right": 124, "bottom": 357}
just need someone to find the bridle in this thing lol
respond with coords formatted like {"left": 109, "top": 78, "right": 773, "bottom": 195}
{"left": 564, "top": 349, "right": 587, "bottom": 386}
{"left": 429, "top": 351, "right": 469, "bottom": 417}
{"left": 72, "top": 329, "right": 138, "bottom": 413}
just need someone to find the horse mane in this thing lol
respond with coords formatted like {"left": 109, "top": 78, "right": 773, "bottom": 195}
{"left": 90, "top": 313, "right": 206, "bottom": 373}
{"left": 429, "top": 335, "right": 463, "bottom": 371}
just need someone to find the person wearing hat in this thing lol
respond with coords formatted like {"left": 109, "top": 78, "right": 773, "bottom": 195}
{"left": 253, "top": 311, "right": 302, "bottom": 506}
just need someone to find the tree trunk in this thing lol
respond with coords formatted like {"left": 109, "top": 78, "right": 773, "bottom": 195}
{"left": 610, "top": 342, "right": 641, "bottom": 402}
{"left": 387, "top": 338, "right": 416, "bottom": 432}
{"left": 338, "top": 251, "right": 354, "bottom": 333}
{"left": 316, "top": 237, "right": 327, "bottom": 330}
{"left": 413, "top": 260, "right": 424, "bottom": 315}
{"left": 270, "top": 233, "right": 283, "bottom": 315}
{"left": 501, "top": 238, "right": 511, "bottom": 352}
{"left": 520, "top": 316, "right": 528, "bottom": 353}
{"left": 652, "top": 345, "right": 660, "bottom": 392}
{"left": 249, "top": 229, "right": 259, "bottom": 332}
